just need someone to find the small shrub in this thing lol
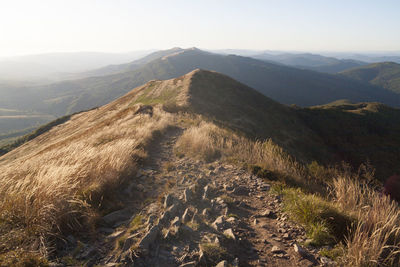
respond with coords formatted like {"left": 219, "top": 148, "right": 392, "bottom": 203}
{"left": 320, "top": 245, "right": 345, "bottom": 261}
{"left": 200, "top": 243, "right": 229, "bottom": 265}
{"left": 282, "top": 188, "right": 353, "bottom": 246}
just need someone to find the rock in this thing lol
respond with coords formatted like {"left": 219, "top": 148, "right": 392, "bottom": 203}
{"left": 212, "top": 215, "right": 226, "bottom": 231}
{"left": 171, "top": 216, "right": 181, "bottom": 227}
{"left": 179, "top": 224, "right": 195, "bottom": 235}
{"left": 259, "top": 183, "right": 270, "bottom": 191}
{"left": 179, "top": 261, "right": 197, "bottom": 267}
{"left": 146, "top": 214, "right": 157, "bottom": 225}
{"left": 138, "top": 225, "right": 159, "bottom": 250}
{"left": 198, "top": 248, "right": 207, "bottom": 265}
{"left": 66, "top": 235, "right": 76, "bottom": 244}
{"left": 203, "top": 185, "right": 210, "bottom": 199}
{"left": 207, "top": 170, "right": 215, "bottom": 176}
{"left": 223, "top": 183, "right": 233, "bottom": 191}
{"left": 271, "top": 245, "right": 284, "bottom": 254}
{"left": 214, "top": 237, "right": 220, "bottom": 244}
{"left": 320, "top": 256, "right": 335, "bottom": 266}
{"left": 232, "top": 185, "right": 249, "bottom": 195}
{"left": 217, "top": 166, "right": 226, "bottom": 172}
{"left": 260, "top": 209, "right": 275, "bottom": 218}
{"left": 79, "top": 245, "right": 97, "bottom": 259}
{"left": 102, "top": 209, "right": 130, "bottom": 226}
{"left": 253, "top": 219, "right": 258, "bottom": 225}
{"left": 283, "top": 233, "right": 291, "bottom": 240}
{"left": 182, "top": 208, "right": 190, "bottom": 223}
{"left": 201, "top": 208, "right": 210, "bottom": 218}
{"left": 183, "top": 187, "right": 193, "bottom": 203}
{"left": 164, "top": 194, "right": 174, "bottom": 208}
{"left": 98, "top": 227, "right": 114, "bottom": 235}
{"left": 136, "top": 184, "right": 145, "bottom": 192}
{"left": 168, "top": 204, "right": 180, "bottom": 217}
{"left": 294, "top": 243, "right": 308, "bottom": 258}
{"left": 122, "top": 234, "right": 139, "bottom": 252}
{"left": 226, "top": 217, "right": 237, "bottom": 223}
{"left": 216, "top": 260, "right": 228, "bottom": 267}
{"left": 223, "top": 228, "right": 236, "bottom": 240}
{"left": 164, "top": 229, "right": 171, "bottom": 240}
{"left": 159, "top": 210, "right": 170, "bottom": 226}
{"left": 222, "top": 207, "right": 229, "bottom": 216}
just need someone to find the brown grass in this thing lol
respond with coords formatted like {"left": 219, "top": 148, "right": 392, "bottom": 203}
{"left": 0, "top": 103, "right": 173, "bottom": 258}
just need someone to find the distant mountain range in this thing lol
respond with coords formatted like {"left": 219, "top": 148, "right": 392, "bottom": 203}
{"left": 0, "top": 47, "right": 399, "bottom": 138}
{"left": 252, "top": 52, "right": 367, "bottom": 73}
{"left": 0, "top": 51, "right": 153, "bottom": 81}
{"left": 340, "top": 62, "right": 400, "bottom": 94}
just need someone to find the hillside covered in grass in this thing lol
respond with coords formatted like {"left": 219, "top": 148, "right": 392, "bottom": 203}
{"left": 1, "top": 70, "right": 400, "bottom": 266}
{"left": 341, "top": 62, "right": 400, "bottom": 93}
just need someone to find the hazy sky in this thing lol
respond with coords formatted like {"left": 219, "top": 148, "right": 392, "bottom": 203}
{"left": 1, "top": 0, "right": 399, "bottom": 57}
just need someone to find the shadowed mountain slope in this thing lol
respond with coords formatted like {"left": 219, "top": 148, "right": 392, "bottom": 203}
{"left": 340, "top": 62, "right": 400, "bottom": 94}
{"left": 298, "top": 100, "right": 400, "bottom": 178}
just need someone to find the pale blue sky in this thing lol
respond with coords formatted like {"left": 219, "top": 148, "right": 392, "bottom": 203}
{"left": 0, "top": 0, "right": 399, "bottom": 56}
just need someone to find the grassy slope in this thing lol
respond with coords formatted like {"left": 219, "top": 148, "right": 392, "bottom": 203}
{"left": 341, "top": 62, "right": 400, "bottom": 93}
{"left": 297, "top": 101, "right": 400, "bottom": 179}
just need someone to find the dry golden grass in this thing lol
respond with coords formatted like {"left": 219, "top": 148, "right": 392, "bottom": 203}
{"left": 0, "top": 101, "right": 174, "bottom": 257}
{"left": 174, "top": 121, "right": 305, "bottom": 181}
{"left": 333, "top": 176, "right": 400, "bottom": 266}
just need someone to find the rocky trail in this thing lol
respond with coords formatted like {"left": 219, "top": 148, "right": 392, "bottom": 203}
{"left": 57, "top": 127, "right": 335, "bottom": 267}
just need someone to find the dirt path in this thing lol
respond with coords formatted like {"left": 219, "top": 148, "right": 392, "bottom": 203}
{"left": 58, "top": 127, "right": 332, "bottom": 266}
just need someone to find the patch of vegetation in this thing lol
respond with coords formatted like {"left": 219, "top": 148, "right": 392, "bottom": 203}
{"left": 200, "top": 242, "right": 229, "bottom": 266}
{"left": 280, "top": 187, "right": 354, "bottom": 246}
{"left": 247, "top": 164, "right": 277, "bottom": 180}
{"left": 129, "top": 215, "right": 144, "bottom": 233}
{"left": 219, "top": 194, "right": 234, "bottom": 205}
{"left": 227, "top": 213, "right": 239, "bottom": 219}
{"left": 0, "top": 251, "right": 49, "bottom": 267}
{"left": 61, "top": 256, "right": 82, "bottom": 266}
{"left": 320, "top": 245, "right": 345, "bottom": 261}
